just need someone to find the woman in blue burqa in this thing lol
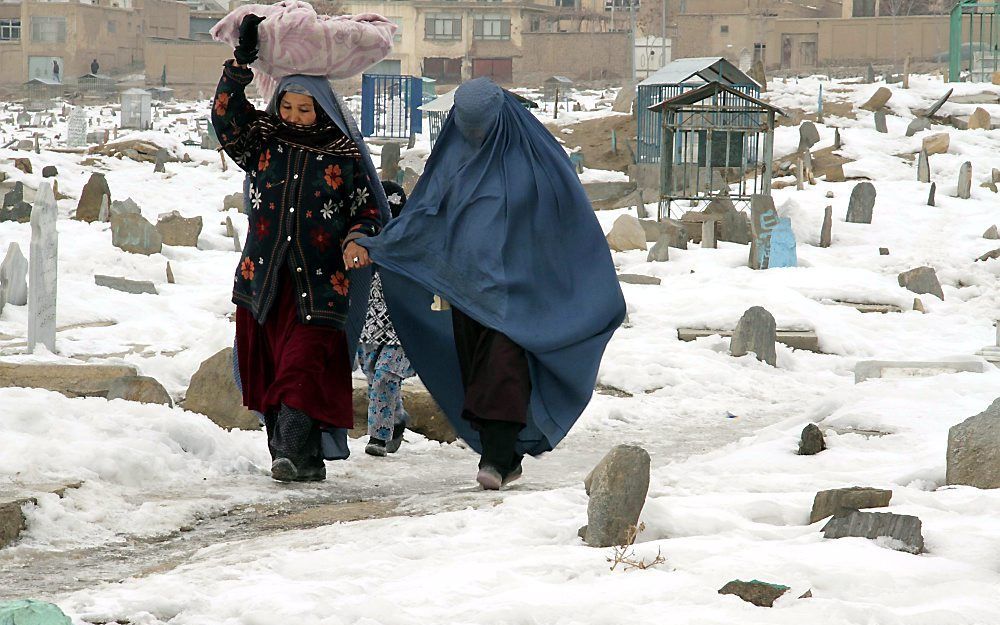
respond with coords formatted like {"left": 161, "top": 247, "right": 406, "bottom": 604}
{"left": 360, "top": 78, "right": 625, "bottom": 489}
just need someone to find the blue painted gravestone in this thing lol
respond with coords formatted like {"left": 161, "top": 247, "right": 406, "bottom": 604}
{"left": 749, "top": 194, "right": 797, "bottom": 269}
{"left": 0, "top": 600, "right": 71, "bottom": 625}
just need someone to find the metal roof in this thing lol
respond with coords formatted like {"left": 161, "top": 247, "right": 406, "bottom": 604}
{"left": 545, "top": 76, "right": 574, "bottom": 84}
{"left": 25, "top": 78, "right": 61, "bottom": 86}
{"left": 647, "top": 81, "right": 784, "bottom": 115}
{"left": 419, "top": 86, "right": 538, "bottom": 113}
{"left": 638, "top": 56, "right": 757, "bottom": 88}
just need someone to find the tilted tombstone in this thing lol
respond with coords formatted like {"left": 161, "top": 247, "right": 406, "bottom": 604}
{"left": 0, "top": 242, "right": 28, "bottom": 306}
{"left": 27, "top": 183, "right": 58, "bottom": 353}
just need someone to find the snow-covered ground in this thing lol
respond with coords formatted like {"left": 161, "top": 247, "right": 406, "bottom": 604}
{"left": 2, "top": 75, "right": 1000, "bottom": 623}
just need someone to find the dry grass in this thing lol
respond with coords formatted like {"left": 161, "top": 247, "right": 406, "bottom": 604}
{"left": 607, "top": 522, "right": 666, "bottom": 572}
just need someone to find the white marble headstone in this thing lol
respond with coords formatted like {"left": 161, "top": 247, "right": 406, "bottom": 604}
{"left": 27, "top": 182, "right": 57, "bottom": 353}
{"left": 67, "top": 107, "right": 88, "bottom": 148}
{"left": 0, "top": 242, "right": 28, "bottom": 306}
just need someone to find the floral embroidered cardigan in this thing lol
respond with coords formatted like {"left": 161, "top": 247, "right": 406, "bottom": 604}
{"left": 211, "top": 61, "right": 381, "bottom": 329}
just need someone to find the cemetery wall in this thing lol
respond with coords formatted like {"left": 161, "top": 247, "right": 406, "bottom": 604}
{"left": 515, "top": 32, "right": 630, "bottom": 83}
{"left": 145, "top": 38, "right": 231, "bottom": 85}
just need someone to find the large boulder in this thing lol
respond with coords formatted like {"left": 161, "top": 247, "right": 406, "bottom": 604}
{"left": 106, "top": 375, "right": 173, "bottom": 407}
{"left": 0, "top": 362, "right": 138, "bottom": 398}
{"left": 947, "top": 397, "right": 1000, "bottom": 489}
{"left": 730, "top": 306, "right": 777, "bottom": 366}
{"left": 897, "top": 266, "right": 944, "bottom": 300}
{"left": 183, "top": 348, "right": 260, "bottom": 430}
{"left": 74, "top": 173, "right": 111, "bottom": 222}
{"left": 798, "top": 423, "right": 825, "bottom": 456}
{"left": 156, "top": 211, "right": 203, "bottom": 247}
{"left": 580, "top": 444, "right": 650, "bottom": 547}
{"left": 606, "top": 215, "right": 647, "bottom": 252}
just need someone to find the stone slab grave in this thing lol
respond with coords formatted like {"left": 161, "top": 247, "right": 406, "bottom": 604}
{"left": 730, "top": 306, "right": 777, "bottom": 366}
{"left": 854, "top": 360, "right": 987, "bottom": 383}
{"left": 678, "top": 328, "right": 821, "bottom": 353}
{"left": 586, "top": 182, "right": 639, "bottom": 211}
{"left": 94, "top": 275, "right": 158, "bottom": 295}
{"left": 0, "top": 361, "right": 138, "bottom": 397}
{"left": 27, "top": 183, "right": 57, "bottom": 353}
{"left": 822, "top": 510, "right": 924, "bottom": 554}
{"left": 810, "top": 486, "right": 891, "bottom": 524}
{"left": 828, "top": 301, "right": 902, "bottom": 314}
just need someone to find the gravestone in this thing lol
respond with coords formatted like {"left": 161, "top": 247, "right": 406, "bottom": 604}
{"left": 580, "top": 444, "right": 650, "bottom": 548}
{"left": 97, "top": 196, "right": 109, "bottom": 222}
{"left": 704, "top": 198, "right": 751, "bottom": 244}
{"left": 826, "top": 163, "right": 846, "bottom": 182}
{"left": 984, "top": 225, "right": 999, "bottom": 239}
{"left": 153, "top": 149, "right": 168, "bottom": 173}
{"left": 701, "top": 220, "right": 717, "bottom": 249}
{"left": 820, "top": 206, "right": 832, "bottom": 248}
{"left": 618, "top": 274, "right": 661, "bottom": 285}
{"left": 798, "top": 121, "right": 820, "bottom": 152}
{"left": 967, "top": 107, "right": 992, "bottom": 130}
{"left": 905, "top": 117, "right": 931, "bottom": 137}
{"left": 874, "top": 111, "right": 888, "bottom": 133}
{"left": 917, "top": 150, "right": 930, "bottom": 183}
{"left": 111, "top": 213, "right": 163, "bottom": 255}
{"left": 638, "top": 219, "right": 663, "bottom": 242}
{"left": 879, "top": 247, "right": 890, "bottom": 255}
{"left": 993, "top": 168, "right": 1000, "bottom": 184}
{"left": 223, "top": 192, "right": 244, "bottom": 212}
{"left": 798, "top": 423, "right": 825, "bottom": 455}
{"left": 902, "top": 56, "right": 911, "bottom": 88}
{"left": 0, "top": 600, "right": 72, "bottom": 625}
{"left": 110, "top": 198, "right": 141, "bottom": 218}
{"left": 156, "top": 211, "right": 202, "bottom": 247}
{"left": 66, "top": 107, "right": 87, "bottom": 148}
{"left": 924, "top": 88, "right": 953, "bottom": 117}
{"left": 606, "top": 215, "right": 647, "bottom": 252}
{"left": 958, "top": 162, "right": 972, "bottom": 199}
{"left": 646, "top": 237, "right": 670, "bottom": 262}
{"left": 860, "top": 87, "right": 891, "bottom": 111}
{"left": 94, "top": 275, "right": 158, "bottom": 295}
{"left": 922, "top": 133, "right": 949, "bottom": 155}
{"left": 749, "top": 59, "right": 767, "bottom": 91}
{"left": 928, "top": 182, "right": 936, "bottom": 206}
{"left": 833, "top": 128, "right": 841, "bottom": 149}
{"left": 166, "top": 261, "right": 175, "bottom": 284}
{"left": 749, "top": 195, "right": 789, "bottom": 269}
{"left": 74, "top": 173, "right": 111, "bottom": 222}
{"left": 810, "top": 487, "right": 891, "bottom": 523}
{"left": 730, "top": 306, "right": 777, "bottom": 366}
{"left": 16, "top": 111, "right": 30, "bottom": 127}
{"left": 380, "top": 142, "right": 401, "bottom": 183}
{"left": 0, "top": 242, "right": 28, "bottom": 306}
{"left": 845, "top": 182, "right": 876, "bottom": 224}
{"left": 0, "top": 182, "right": 32, "bottom": 223}
{"left": 821, "top": 510, "right": 923, "bottom": 554}
{"left": 897, "top": 266, "right": 944, "bottom": 300}
{"left": 947, "top": 397, "right": 1000, "bottom": 489}
{"left": 13, "top": 158, "right": 31, "bottom": 174}
{"left": 41, "top": 165, "right": 57, "bottom": 178}
{"left": 27, "top": 183, "right": 57, "bottom": 353}
{"left": 767, "top": 219, "right": 797, "bottom": 268}
{"left": 226, "top": 216, "right": 241, "bottom": 251}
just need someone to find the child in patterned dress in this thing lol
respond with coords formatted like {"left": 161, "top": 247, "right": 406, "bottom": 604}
{"left": 358, "top": 181, "right": 414, "bottom": 457}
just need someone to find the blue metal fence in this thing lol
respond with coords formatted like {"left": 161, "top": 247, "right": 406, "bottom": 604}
{"left": 361, "top": 74, "right": 423, "bottom": 139}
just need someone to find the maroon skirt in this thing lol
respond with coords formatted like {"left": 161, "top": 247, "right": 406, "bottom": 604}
{"left": 235, "top": 274, "right": 354, "bottom": 429}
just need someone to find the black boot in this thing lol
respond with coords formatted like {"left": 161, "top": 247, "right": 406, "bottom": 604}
{"left": 270, "top": 404, "right": 326, "bottom": 482}
{"left": 477, "top": 420, "right": 521, "bottom": 490}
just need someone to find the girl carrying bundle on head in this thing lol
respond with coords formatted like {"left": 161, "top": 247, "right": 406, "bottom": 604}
{"left": 211, "top": 14, "right": 390, "bottom": 482}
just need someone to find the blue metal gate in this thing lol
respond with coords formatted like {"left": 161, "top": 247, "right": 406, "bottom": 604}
{"left": 361, "top": 74, "right": 423, "bottom": 139}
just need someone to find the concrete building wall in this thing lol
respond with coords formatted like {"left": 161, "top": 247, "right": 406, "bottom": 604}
{"left": 516, "top": 31, "right": 629, "bottom": 82}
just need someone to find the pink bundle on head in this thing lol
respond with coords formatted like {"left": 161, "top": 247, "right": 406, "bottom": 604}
{"left": 211, "top": 1, "right": 397, "bottom": 101}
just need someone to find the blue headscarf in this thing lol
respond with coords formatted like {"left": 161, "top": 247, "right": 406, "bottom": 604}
{"left": 360, "top": 78, "right": 625, "bottom": 456}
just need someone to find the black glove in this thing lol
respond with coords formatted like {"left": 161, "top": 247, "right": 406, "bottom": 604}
{"left": 234, "top": 14, "right": 265, "bottom": 66}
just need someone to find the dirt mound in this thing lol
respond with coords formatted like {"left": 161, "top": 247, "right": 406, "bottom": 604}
{"left": 545, "top": 113, "right": 636, "bottom": 173}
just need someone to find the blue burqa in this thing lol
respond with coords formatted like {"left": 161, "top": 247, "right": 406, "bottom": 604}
{"left": 359, "top": 78, "right": 626, "bottom": 456}
{"left": 233, "top": 74, "right": 390, "bottom": 459}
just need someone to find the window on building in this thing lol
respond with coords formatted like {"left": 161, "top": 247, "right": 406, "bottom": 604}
{"left": 720, "top": 25, "right": 729, "bottom": 34}
{"left": 556, "top": 0, "right": 576, "bottom": 6}
{"left": 604, "top": 0, "right": 639, "bottom": 11}
{"left": 30, "top": 16, "right": 66, "bottom": 43}
{"left": 423, "top": 57, "right": 463, "bottom": 82}
{"left": 389, "top": 16, "right": 402, "bottom": 42}
{"left": 425, "top": 14, "right": 462, "bottom": 40}
{"left": 529, "top": 16, "right": 541, "bottom": 32}
{"left": 0, "top": 19, "right": 20, "bottom": 41}
{"left": 108, "top": 20, "right": 116, "bottom": 33}
{"left": 473, "top": 14, "right": 511, "bottom": 40}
